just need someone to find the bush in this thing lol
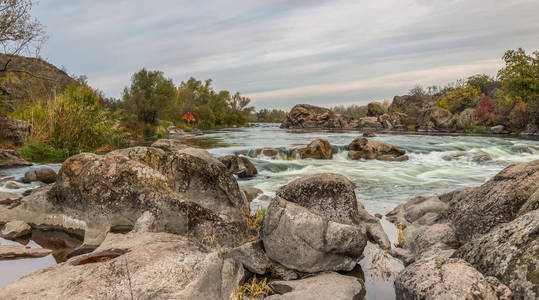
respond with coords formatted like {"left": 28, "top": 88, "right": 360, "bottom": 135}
{"left": 474, "top": 94, "right": 494, "bottom": 124}
{"left": 198, "top": 119, "right": 215, "bottom": 130}
{"left": 11, "top": 85, "right": 120, "bottom": 157}
{"left": 436, "top": 84, "right": 480, "bottom": 113}
{"left": 20, "top": 142, "right": 69, "bottom": 163}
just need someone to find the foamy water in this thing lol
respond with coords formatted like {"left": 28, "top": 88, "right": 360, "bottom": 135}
{"left": 1, "top": 125, "right": 537, "bottom": 298}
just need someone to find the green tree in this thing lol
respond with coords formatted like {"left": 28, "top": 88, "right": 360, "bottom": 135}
{"left": 497, "top": 48, "right": 539, "bottom": 105}
{"left": 466, "top": 74, "right": 499, "bottom": 96}
{"left": 122, "top": 68, "right": 178, "bottom": 124}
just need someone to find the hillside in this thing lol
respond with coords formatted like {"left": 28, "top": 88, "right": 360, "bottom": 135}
{"left": 0, "top": 54, "right": 77, "bottom": 113}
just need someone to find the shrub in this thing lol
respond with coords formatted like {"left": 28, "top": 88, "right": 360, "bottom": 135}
{"left": 197, "top": 119, "right": 215, "bottom": 130}
{"left": 436, "top": 84, "right": 480, "bottom": 113}
{"left": 20, "top": 142, "right": 69, "bottom": 163}
{"left": 474, "top": 94, "right": 494, "bottom": 123}
{"left": 11, "top": 85, "right": 120, "bottom": 158}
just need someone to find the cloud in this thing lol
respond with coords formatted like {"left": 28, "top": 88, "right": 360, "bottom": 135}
{"left": 33, "top": 0, "right": 539, "bottom": 108}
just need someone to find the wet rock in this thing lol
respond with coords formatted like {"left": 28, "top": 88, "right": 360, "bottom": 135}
{"left": 442, "top": 152, "right": 467, "bottom": 161}
{"left": 0, "top": 245, "right": 52, "bottom": 260}
{"left": 490, "top": 125, "right": 507, "bottom": 134}
{"left": 367, "top": 102, "right": 385, "bottom": 117}
{"left": 291, "top": 138, "right": 333, "bottom": 159}
{"left": 234, "top": 150, "right": 249, "bottom": 156}
{"left": 374, "top": 213, "right": 382, "bottom": 219}
{"left": 453, "top": 210, "right": 539, "bottom": 300}
{"left": 0, "top": 117, "right": 28, "bottom": 146}
{"left": 439, "top": 159, "right": 539, "bottom": 242}
{"left": 0, "top": 232, "right": 244, "bottom": 299}
{"left": 512, "top": 145, "right": 533, "bottom": 154}
{"left": 521, "top": 123, "right": 538, "bottom": 135}
{"left": 280, "top": 104, "right": 351, "bottom": 129}
{"left": 267, "top": 272, "right": 365, "bottom": 300}
{"left": 225, "top": 239, "right": 299, "bottom": 280}
{"left": 471, "top": 153, "right": 492, "bottom": 163}
{"left": 150, "top": 138, "right": 189, "bottom": 152}
{"left": 0, "top": 191, "right": 19, "bottom": 205}
{"left": 241, "top": 187, "right": 263, "bottom": 203}
{"left": 262, "top": 148, "right": 279, "bottom": 158}
{"left": 219, "top": 154, "right": 258, "bottom": 178}
{"left": 348, "top": 137, "right": 408, "bottom": 161}
{"left": 24, "top": 166, "right": 57, "bottom": 184}
{"left": 395, "top": 256, "right": 509, "bottom": 300}
{"left": 3, "top": 181, "right": 20, "bottom": 189}
{"left": 1, "top": 220, "right": 32, "bottom": 239}
{"left": 0, "top": 149, "right": 31, "bottom": 169}
{"left": 363, "top": 132, "right": 376, "bottom": 137}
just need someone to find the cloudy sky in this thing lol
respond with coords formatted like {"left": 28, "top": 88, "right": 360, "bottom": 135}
{"left": 34, "top": 0, "right": 539, "bottom": 109}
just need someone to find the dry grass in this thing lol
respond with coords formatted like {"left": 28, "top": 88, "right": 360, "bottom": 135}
{"left": 395, "top": 223, "right": 405, "bottom": 248}
{"left": 369, "top": 250, "right": 394, "bottom": 280}
{"left": 230, "top": 276, "right": 273, "bottom": 300}
{"left": 201, "top": 227, "right": 216, "bottom": 247}
{"left": 241, "top": 206, "right": 266, "bottom": 234}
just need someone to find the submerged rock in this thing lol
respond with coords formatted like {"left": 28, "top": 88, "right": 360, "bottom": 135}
{"left": 219, "top": 154, "right": 258, "bottom": 178}
{"left": 267, "top": 272, "right": 365, "bottom": 300}
{"left": 348, "top": 137, "right": 408, "bottom": 161}
{"left": 0, "top": 232, "right": 244, "bottom": 299}
{"left": 0, "top": 245, "right": 52, "bottom": 261}
{"left": 291, "top": 138, "right": 333, "bottom": 159}
{"left": 0, "top": 149, "right": 31, "bottom": 169}
{"left": 24, "top": 166, "right": 57, "bottom": 184}
{"left": 241, "top": 187, "right": 263, "bottom": 203}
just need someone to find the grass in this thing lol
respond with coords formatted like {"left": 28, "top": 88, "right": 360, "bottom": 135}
{"left": 241, "top": 206, "right": 266, "bottom": 234}
{"left": 230, "top": 276, "right": 273, "bottom": 300}
{"left": 20, "top": 141, "right": 69, "bottom": 163}
{"left": 395, "top": 223, "right": 405, "bottom": 248}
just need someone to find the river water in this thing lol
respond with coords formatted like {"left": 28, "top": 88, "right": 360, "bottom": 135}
{"left": 1, "top": 124, "right": 538, "bottom": 298}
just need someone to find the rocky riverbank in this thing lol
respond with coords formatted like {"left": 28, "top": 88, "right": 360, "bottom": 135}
{"left": 280, "top": 98, "right": 539, "bottom": 136}
{"left": 0, "top": 135, "right": 537, "bottom": 299}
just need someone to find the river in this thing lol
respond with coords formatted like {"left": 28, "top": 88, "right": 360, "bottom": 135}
{"left": 1, "top": 124, "right": 538, "bottom": 299}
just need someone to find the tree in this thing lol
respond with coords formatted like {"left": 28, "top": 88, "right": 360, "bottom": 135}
{"left": 436, "top": 83, "right": 480, "bottom": 113}
{"left": 122, "top": 68, "right": 178, "bottom": 124}
{"left": 497, "top": 48, "right": 539, "bottom": 105}
{"left": 466, "top": 74, "right": 499, "bottom": 96}
{"left": 409, "top": 85, "right": 426, "bottom": 97}
{"left": 0, "top": 0, "right": 46, "bottom": 71}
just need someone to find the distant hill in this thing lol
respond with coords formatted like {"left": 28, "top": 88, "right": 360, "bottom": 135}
{"left": 0, "top": 54, "right": 77, "bottom": 113}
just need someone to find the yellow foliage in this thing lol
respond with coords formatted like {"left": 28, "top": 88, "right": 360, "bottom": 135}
{"left": 231, "top": 276, "right": 273, "bottom": 300}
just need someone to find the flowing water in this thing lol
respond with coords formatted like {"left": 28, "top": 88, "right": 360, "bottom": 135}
{"left": 1, "top": 124, "right": 538, "bottom": 298}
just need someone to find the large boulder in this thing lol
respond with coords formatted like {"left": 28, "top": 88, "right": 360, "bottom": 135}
{"left": 454, "top": 210, "right": 539, "bottom": 300}
{"left": 416, "top": 106, "right": 456, "bottom": 132}
{"left": 394, "top": 256, "right": 511, "bottom": 300}
{"left": 367, "top": 102, "right": 385, "bottom": 117}
{"left": 166, "top": 125, "right": 185, "bottom": 138}
{"left": 24, "top": 166, "right": 57, "bottom": 184}
{"left": 218, "top": 154, "right": 258, "bottom": 178}
{"left": 438, "top": 159, "right": 539, "bottom": 242}
{"left": 112, "top": 146, "right": 249, "bottom": 221}
{"left": 0, "top": 231, "right": 245, "bottom": 300}
{"left": 348, "top": 137, "right": 408, "bottom": 161}
{"left": 0, "top": 117, "right": 27, "bottom": 146}
{"left": 389, "top": 95, "right": 433, "bottom": 125}
{"left": 267, "top": 272, "right": 365, "bottom": 300}
{"left": 378, "top": 112, "right": 407, "bottom": 130}
{"left": 1, "top": 220, "right": 32, "bottom": 239}
{"left": 0, "top": 245, "right": 52, "bottom": 261}
{"left": 262, "top": 174, "right": 389, "bottom": 272}
{"left": 357, "top": 116, "right": 384, "bottom": 131}
{"left": 291, "top": 138, "right": 333, "bottom": 159}
{"left": 280, "top": 104, "right": 351, "bottom": 129}
{"left": 150, "top": 138, "right": 189, "bottom": 152}
{"left": 0, "top": 149, "right": 31, "bottom": 169}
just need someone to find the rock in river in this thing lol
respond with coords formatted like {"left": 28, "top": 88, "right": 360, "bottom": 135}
{"left": 24, "top": 166, "right": 57, "bottom": 184}
{"left": 291, "top": 138, "right": 333, "bottom": 159}
{"left": 219, "top": 154, "right": 258, "bottom": 178}
{"left": 262, "top": 173, "right": 389, "bottom": 273}
{"left": 0, "top": 149, "right": 31, "bottom": 169}
{"left": 348, "top": 137, "right": 408, "bottom": 161}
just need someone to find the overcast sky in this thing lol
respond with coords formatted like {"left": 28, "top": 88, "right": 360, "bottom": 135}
{"left": 34, "top": 0, "right": 539, "bottom": 109}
